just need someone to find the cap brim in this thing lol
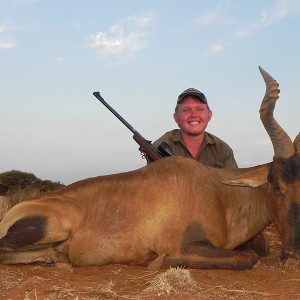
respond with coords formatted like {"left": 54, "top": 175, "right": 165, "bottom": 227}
{"left": 177, "top": 92, "right": 207, "bottom": 104}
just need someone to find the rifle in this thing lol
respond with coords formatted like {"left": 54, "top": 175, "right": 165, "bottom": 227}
{"left": 93, "top": 92, "right": 173, "bottom": 162}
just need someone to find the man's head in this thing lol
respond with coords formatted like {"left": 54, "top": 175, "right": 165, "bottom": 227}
{"left": 174, "top": 88, "right": 212, "bottom": 137}
{"left": 175, "top": 88, "right": 209, "bottom": 112}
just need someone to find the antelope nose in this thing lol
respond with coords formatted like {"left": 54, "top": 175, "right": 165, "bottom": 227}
{"left": 281, "top": 245, "right": 300, "bottom": 260}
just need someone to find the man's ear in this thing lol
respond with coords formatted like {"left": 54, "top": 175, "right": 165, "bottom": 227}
{"left": 173, "top": 112, "right": 179, "bottom": 125}
{"left": 208, "top": 110, "right": 212, "bottom": 122}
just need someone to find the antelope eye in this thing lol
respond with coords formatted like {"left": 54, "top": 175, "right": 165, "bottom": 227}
{"left": 273, "top": 185, "right": 282, "bottom": 196}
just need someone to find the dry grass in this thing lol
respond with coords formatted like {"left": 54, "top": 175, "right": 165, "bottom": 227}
{"left": 23, "top": 278, "right": 125, "bottom": 300}
{"left": 0, "top": 268, "right": 27, "bottom": 291}
{"left": 24, "top": 289, "right": 38, "bottom": 300}
{"left": 45, "top": 282, "right": 120, "bottom": 300}
{"left": 0, "top": 188, "right": 42, "bottom": 221}
{"left": 144, "top": 267, "right": 199, "bottom": 296}
{"left": 6, "top": 185, "right": 43, "bottom": 208}
{"left": 0, "top": 196, "right": 9, "bottom": 220}
{"left": 0, "top": 224, "right": 299, "bottom": 300}
{"left": 0, "top": 263, "right": 299, "bottom": 300}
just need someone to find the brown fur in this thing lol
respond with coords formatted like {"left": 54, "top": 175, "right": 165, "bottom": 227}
{"left": 0, "top": 155, "right": 299, "bottom": 269}
{"left": 1, "top": 67, "right": 300, "bottom": 269}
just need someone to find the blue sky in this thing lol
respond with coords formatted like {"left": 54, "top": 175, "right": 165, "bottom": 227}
{"left": 1, "top": 0, "right": 300, "bottom": 184}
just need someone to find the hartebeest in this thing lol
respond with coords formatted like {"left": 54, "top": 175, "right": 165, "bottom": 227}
{"left": 0, "top": 67, "right": 299, "bottom": 270}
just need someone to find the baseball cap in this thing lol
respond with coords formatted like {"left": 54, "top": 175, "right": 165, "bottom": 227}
{"left": 177, "top": 88, "right": 207, "bottom": 104}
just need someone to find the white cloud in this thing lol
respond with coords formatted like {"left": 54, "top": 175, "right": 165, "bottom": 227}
{"left": 196, "top": 11, "right": 219, "bottom": 26}
{"left": 206, "top": 0, "right": 300, "bottom": 55}
{"left": 207, "top": 40, "right": 226, "bottom": 55}
{"left": 86, "top": 13, "right": 154, "bottom": 63}
{"left": 127, "top": 14, "right": 154, "bottom": 27}
{"left": 54, "top": 56, "right": 65, "bottom": 65}
{"left": 0, "top": 22, "right": 16, "bottom": 49}
{"left": 0, "top": 22, "right": 10, "bottom": 34}
{"left": 195, "top": 2, "right": 236, "bottom": 27}
{"left": 236, "top": 0, "right": 300, "bottom": 38}
{"left": 0, "top": 40, "right": 15, "bottom": 49}
{"left": 194, "top": 3, "right": 236, "bottom": 55}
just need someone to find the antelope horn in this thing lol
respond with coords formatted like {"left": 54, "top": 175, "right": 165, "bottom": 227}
{"left": 259, "top": 66, "right": 294, "bottom": 158}
{"left": 293, "top": 132, "right": 300, "bottom": 155}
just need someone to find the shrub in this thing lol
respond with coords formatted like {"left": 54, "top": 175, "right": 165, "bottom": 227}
{"left": 0, "top": 170, "right": 38, "bottom": 189}
{"left": 0, "top": 170, "right": 64, "bottom": 210}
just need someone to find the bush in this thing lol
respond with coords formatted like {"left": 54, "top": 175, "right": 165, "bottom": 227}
{"left": 0, "top": 170, "right": 38, "bottom": 189}
{"left": 0, "top": 170, "right": 65, "bottom": 209}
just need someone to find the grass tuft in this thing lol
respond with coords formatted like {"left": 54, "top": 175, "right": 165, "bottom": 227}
{"left": 145, "top": 267, "right": 199, "bottom": 296}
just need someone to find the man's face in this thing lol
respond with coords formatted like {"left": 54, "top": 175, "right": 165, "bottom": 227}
{"left": 173, "top": 96, "right": 212, "bottom": 136}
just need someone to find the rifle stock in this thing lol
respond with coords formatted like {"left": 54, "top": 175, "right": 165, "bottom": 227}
{"left": 93, "top": 91, "right": 165, "bottom": 162}
{"left": 133, "top": 135, "right": 162, "bottom": 162}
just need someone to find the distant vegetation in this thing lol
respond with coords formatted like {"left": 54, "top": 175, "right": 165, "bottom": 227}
{"left": 0, "top": 170, "right": 64, "bottom": 213}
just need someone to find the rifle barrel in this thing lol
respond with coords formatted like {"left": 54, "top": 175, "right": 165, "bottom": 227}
{"left": 93, "top": 91, "right": 139, "bottom": 136}
{"left": 93, "top": 91, "right": 163, "bottom": 161}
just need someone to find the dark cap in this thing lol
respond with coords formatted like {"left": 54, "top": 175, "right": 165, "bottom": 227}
{"left": 177, "top": 88, "right": 207, "bottom": 104}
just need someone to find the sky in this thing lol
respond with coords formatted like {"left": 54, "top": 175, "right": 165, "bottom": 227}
{"left": 1, "top": 0, "right": 300, "bottom": 185}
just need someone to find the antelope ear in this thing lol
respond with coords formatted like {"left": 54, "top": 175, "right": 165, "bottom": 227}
{"left": 293, "top": 132, "right": 300, "bottom": 155}
{"left": 222, "top": 165, "right": 269, "bottom": 188}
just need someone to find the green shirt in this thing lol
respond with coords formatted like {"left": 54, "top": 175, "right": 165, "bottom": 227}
{"left": 153, "top": 129, "right": 238, "bottom": 169}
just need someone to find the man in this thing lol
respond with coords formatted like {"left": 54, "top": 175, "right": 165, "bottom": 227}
{"left": 153, "top": 88, "right": 237, "bottom": 169}
{"left": 152, "top": 88, "right": 268, "bottom": 257}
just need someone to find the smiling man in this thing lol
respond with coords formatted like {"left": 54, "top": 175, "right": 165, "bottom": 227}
{"left": 152, "top": 88, "right": 269, "bottom": 256}
{"left": 153, "top": 88, "right": 238, "bottom": 169}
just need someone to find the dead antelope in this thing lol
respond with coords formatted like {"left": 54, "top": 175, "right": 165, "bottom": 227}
{"left": 0, "top": 67, "right": 299, "bottom": 270}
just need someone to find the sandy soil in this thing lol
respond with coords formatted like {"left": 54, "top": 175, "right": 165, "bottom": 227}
{"left": 0, "top": 224, "right": 300, "bottom": 300}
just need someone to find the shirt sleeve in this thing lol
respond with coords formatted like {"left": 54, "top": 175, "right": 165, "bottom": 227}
{"left": 223, "top": 149, "right": 238, "bottom": 169}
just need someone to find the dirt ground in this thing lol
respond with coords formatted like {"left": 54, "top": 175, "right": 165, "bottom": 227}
{"left": 0, "top": 224, "right": 300, "bottom": 300}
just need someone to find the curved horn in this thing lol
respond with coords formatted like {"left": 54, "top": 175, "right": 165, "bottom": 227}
{"left": 293, "top": 132, "right": 300, "bottom": 155}
{"left": 259, "top": 66, "right": 294, "bottom": 158}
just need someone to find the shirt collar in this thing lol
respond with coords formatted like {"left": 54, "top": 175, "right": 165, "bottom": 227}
{"left": 171, "top": 130, "right": 215, "bottom": 146}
